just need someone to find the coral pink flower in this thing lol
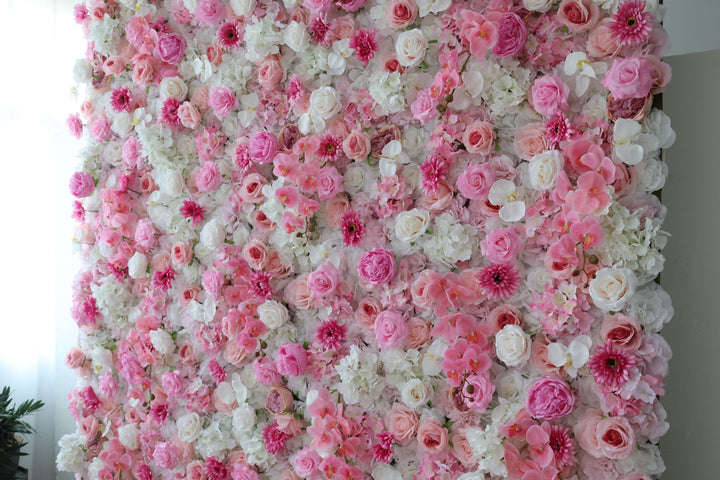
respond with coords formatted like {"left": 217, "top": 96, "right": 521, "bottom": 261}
{"left": 588, "top": 340, "right": 637, "bottom": 390}
{"left": 153, "top": 266, "right": 176, "bottom": 292}
{"left": 565, "top": 171, "right": 611, "bottom": 215}
{"left": 349, "top": 28, "right": 378, "bottom": 65}
{"left": 341, "top": 210, "right": 365, "bottom": 247}
{"left": 610, "top": 0, "right": 653, "bottom": 46}
{"left": 477, "top": 263, "right": 521, "bottom": 300}
{"left": 309, "top": 17, "right": 332, "bottom": 46}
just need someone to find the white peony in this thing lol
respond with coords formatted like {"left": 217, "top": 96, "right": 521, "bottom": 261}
{"left": 232, "top": 405, "right": 257, "bottom": 437}
{"left": 589, "top": 267, "right": 637, "bottom": 311}
{"left": 200, "top": 218, "right": 226, "bottom": 249}
{"left": 230, "top": 0, "right": 256, "bottom": 15}
{"left": 372, "top": 464, "right": 403, "bottom": 480}
{"left": 495, "top": 324, "right": 532, "bottom": 367}
{"left": 626, "top": 282, "right": 674, "bottom": 332}
{"left": 117, "top": 424, "right": 140, "bottom": 450}
{"left": 395, "top": 29, "right": 427, "bottom": 67}
{"left": 528, "top": 150, "right": 564, "bottom": 190}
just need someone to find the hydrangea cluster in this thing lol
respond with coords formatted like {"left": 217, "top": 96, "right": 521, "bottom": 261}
{"left": 60, "top": 0, "right": 674, "bottom": 479}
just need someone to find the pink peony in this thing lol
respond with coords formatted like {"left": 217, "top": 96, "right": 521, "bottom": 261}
{"left": 208, "top": 86, "right": 238, "bottom": 120}
{"left": 195, "top": 0, "right": 226, "bottom": 26}
{"left": 69, "top": 171, "right": 95, "bottom": 198}
{"left": 373, "top": 310, "right": 408, "bottom": 350}
{"left": 276, "top": 343, "right": 308, "bottom": 377}
{"left": 492, "top": 12, "right": 528, "bottom": 58}
{"left": 357, "top": 247, "right": 396, "bottom": 286}
{"left": 307, "top": 262, "right": 340, "bottom": 298}
{"left": 253, "top": 357, "right": 282, "bottom": 386}
{"left": 526, "top": 375, "right": 575, "bottom": 420}
{"left": 603, "top": 56, "right": 654, "bottom": 100}
{"left": 249, "top": 131, "right": 280, "bottom": 164}
{"left": 156, "top": 33, "right": 186, "bottom": 64}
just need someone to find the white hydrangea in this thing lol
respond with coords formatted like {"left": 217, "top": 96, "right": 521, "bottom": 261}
{"left": 466, "top": 425, "right": 508, "bottom": 477}
{"left": 195, "top": 420, "right": 237, "bottom": 459}
{"left": 335, "top": 345, "right": 383, "bottom": 405}
{"left": 368, "top": 71, "right": 406, "bottom": 115}
{"left": 243, "top": 15, "right": 283, "bottom": 62}
{"left": 422, "top": 213, "right": 475, "bottom": 268}
{"left": 56, "top": 433, "right": 87, "bottom": 473}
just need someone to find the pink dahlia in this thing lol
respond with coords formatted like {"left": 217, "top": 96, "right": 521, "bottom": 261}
{"left": 218, "top": 21, "right": 241, "bottom": 49}
{"left": 205, "top": 457, "right": 230, "bottom": 480}
{"left": 548, "top": 423, "right": 576, "bottom": 469}
{"left": 349, "top": 28, "right": 378, "bottom": 66}
{"left": 110, "top": 87, "right": 133, "bottom": 112}
{"left": 160, "top": 97, "right": 182, "bottom": 128}
{"left": 373, "top": 431, "right": 396, "bottom": 463}
{"left": 180, "top": 200, "right": 206, "bottom": 226}
{"left": 419, "top": 154, "right": 448, "bottom": 194}
{"left": 477, "top": 263, "right": 521, "bottom": 299}
{"left": 588, "top": 340, "right": 637, "bottom": 390}
{"left": 341, "top": 210, "right": 365, "bottom": 247}
{"left": 315, "top": 319, "right": 348, "bottom": 350}
{"left": 262, "top": 422, "right": 292, "bottom": 454}
{"left": 309, "top": 17, "right": 331, "bottom": 46}
{"left": 153, "top": 266, "right": 176, "bottom": 292}
{"left": 545, "top": 113, "right": 574, "bottom": 147}
{"left": 250, "top": 271, "right": 274, "bottom": 300}
{"left": 610, "top": 0, "right": 653, "bottom": 46}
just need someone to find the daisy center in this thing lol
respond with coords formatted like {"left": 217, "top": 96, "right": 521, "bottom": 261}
{"left": 626, "top": 17, "right": 637, "bottom": 27}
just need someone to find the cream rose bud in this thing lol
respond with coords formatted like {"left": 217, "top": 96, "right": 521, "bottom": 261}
{"left": 230, "top": 0, "right": 256, "bottom": 15}
{"left": 128, "top": 252, "right": 148, "bottom": 279}
{"left": 528, "top": 150, "right": 564, "bottom": 190}
{"left": 200, "top": 219, "right": 226, "bottom": 249}
{"left": 177, "top": 412, "right": 203, "bottom": 443}
{"left": 395, "top": 208, "right": 430, "bottom": 243}
{"left": 117, "top": 424, "right": 139, "bottom": 450}
{"left": 149, "top": 329, "right": 174, "bottom": 355}
{"left": 309, "top": 86, "right": 341, "bottom": 120}
{"left": 400, "top": 378, "right": 433, "bottom": 408}
{"left": 395, "top": 29, "right": 427, "bottom": 67}
{"left": 495, "top": 324, "right": 532, "bottom": 367}
{"left": 522, "top": 0, "right": 553, "bottom": 11}
{"left": 257, "top": 300, "right": 288, "bottom": 329}
{"left": 284, "top": 21, "right": 310, "bottom": 52}
{"left": 589, "top": 267, "right": 637, "bottom": 311}
{"left": 159, "top": 76, "right": 188, "bottom": 100}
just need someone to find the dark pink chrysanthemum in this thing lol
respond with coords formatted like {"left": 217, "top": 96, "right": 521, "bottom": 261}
{"left": 153, "top": 266, "right": 176, "bottom": 292}
{"left": 419, "top": 154, "right": 448, "bottom": 194}
{"left": 160, "top": 97, "right": 182, "bottom": 128}
{"left": 250, "top": 271, "right": 274, "bottom": 300}
{"left": 136, "top": 464, "right": 153, "bottom": 480}
{"left": 205, "top": 457, "right": 230, "bottom": 480}
{"left": 287, "top": 74, "right": 305, "bottom": 102}
{"left": 349, "top": 28, "right": 378, "bottom": 66}
{"left": 545, "top": 113, "right": 574, "bottom": 147}
{"left": 180, "top": 200, "right": 206, "bottom": 226}
{"left": 340, "top": 210, "right": 365, "bottom": 247}
{"left": 218, "top": 21, "right": 242, "bottom": 49}
{"left": 315, "top": 319, "right": 348, "bottom": 350}
{"left": 149, "top": 402, "right": 169, "bottom": 425}
{"left": 372, "top": 431, "right": 396, "bottom": 463}
{"left": 309, "top": 17, "right": 331, "bottom": 46}
{"left": 588, "top": 340, "right": 637, "bottom": 390}
{"left": 73, "top": 4, "right": 89, "bottom": 24}
{"left": 110, "top": 87, "right": 133, "bottom": 112}
{"left": 316, "top": 134, "right": 342, "bottom": 162}
{"left": 262, "top": 422, "right": 291, "bottom": 454}
{"left": 72, "top": 200, "right": 86, "bottom": 222}
{"left": 610, "top": 0, "right": 653, "bottom": 46}
{"left": 72, "top": 296, "right": 100, "bottom": 327}
{"left": 208, "top": 358, "right": 226, "bottom": 383}
{"left": 548, "top": 423, "right": 576, "bottom": 468}
{"left": 477, "top": 263, "right": 521, "bottom": 299}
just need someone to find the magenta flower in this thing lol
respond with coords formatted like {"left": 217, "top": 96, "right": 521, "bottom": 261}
{"left": 548, "top": 423, "right": 576, "bottom": 469}
{"left": 372, "top": 431, "right": 396, "bottom": 463}
{"left": 153, "top": 266, "right": 176, "bottom": 292}
{"left": 262, "top": 422, "right": 292, "bottom": 454}
{"left": 309, "top": 17, "right": 331, "bottom": 46}
{"left": 205, "top": 457, "right": 230, "bottom": 480}
{"left": 419, "top": 154, "right": 448, "bottom": 194}
{"left": 610, "top": 0, "right": 653, "bottom": 46}
{"left": 250, "top": 271, "right": 274, "bottom": 300}
{"left": 341, "top": 210, "right": 365, "bottom": 247}
{"left": 316, "top": 133, "right": 342, "bottom": 162}
{"left": 349, "top": 28, "right": 378, "bottom": 66}
{"left": 477, "top": 263, "right": 521, "bottom": 299}
{"left": 588, "top": 340, "right": 637, "bottom": 390}
{"left": 218, "top": 21, "right": 241, "bottom": 49}
{"left": 110, "top": 87, "right": 133, "bottom": 112}
{"left": 180, "top": 200, "right": 207, "bottom": 226}
{"left": 160, "top": 97, "right": 182, "bottom": 128}
{"left": 545, "top": 113, "right": 573, "bottom": 147}
{"left": 315, "top": 319, "right": 348, "bottom": 350}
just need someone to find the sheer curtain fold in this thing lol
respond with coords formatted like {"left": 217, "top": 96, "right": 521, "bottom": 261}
{"left": 0, "top": 1, "right": 84, "bottom": 478}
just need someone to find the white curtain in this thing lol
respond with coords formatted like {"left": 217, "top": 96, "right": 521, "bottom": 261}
{"left": 0, "top": 1, "right": 84, "bottom": 478}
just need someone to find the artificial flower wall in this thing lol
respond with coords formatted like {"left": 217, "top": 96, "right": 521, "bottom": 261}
{"left": 59, "top": 0, "right": 675, "bottom": 479}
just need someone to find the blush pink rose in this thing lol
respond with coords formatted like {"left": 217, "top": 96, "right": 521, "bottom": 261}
{"left": 342, "top": 130, "right": 371, "bottom": 160}
{"left": 195, "top": 0, "right": 226, "bottom": 25}
{"left": 307, "top": 262, "right": 340, "bottom": 297}
{"left": 602, "top": 56, "right": 654, "bottom": 100}
{"left": 557, "top": 0, "right": 599, "bottom": 33}
{"left": 156, "top": 33, "right": 186, "bottom": 64}
{"left": 373, "top": 310, "right": 409, "bottom": 350}
{"left": 242, "top": 239, "right": 269, "bottom": 271}
{"left": 276, "top": 343, "right": 308, "bottom": 377}
{"left": 385, "top": 404, "right": 419, "bottom": 445}
{"left": 134, "top": 219, "right": 156, "bottom": 250}
{"left": 316, "top": 166, "right": 344, "bottom": 200}
{"left": 526, "top": 375, "right": 575, "bottom": 420}
{"left": 417, "top": 417, "right": 449, "bottom": 454}
{"left": 330, "top": 15, "right": 357, "bottom": 39}
{"left": 153, "top": 442, "right": 178, "bottom": 469}
{"left": 357, "top": 247, "right": 396, "bottom": 286}
{"left": 513, "top": 123, "right": 550, "bottom": 161}
{"left": 65, "top": 347, "right": 86, "bottom": 369}
{"left": 456, "top": 162, "right": 495, "bottom": 200}
{"left": 293, "top": 448, "right": 322, "bottom": 478}
{"left": 202, "top": 268, "right": 223, "bottom": 301}
{"left": 284, "top": 274, "right": 312, "bottom": 310}
{"left": 253, "top": 357, "right": 282, "bottom": 386}
{"left": 385, "top": 0, "right": 417, "bottom": 29}
{"left": 265, "top": 386, "right": 294, "bottom": 414}
{"left": 492, "top": 12, "right": 527, "bottom": 58}
{"left": 239, "top": 173, "right": 268, "bottom": 203}
{"left": 530, "top": 74, "right": 570, "bottom": 117}
{"left": 406, "top": 317, "right": 431, "bottom": 349}
{"left": 69, "top": 171, "right": 95, "bottom": 198}
{"left": 171, "top": 242, "right": 193, "bottom": 266}
{"left": 410, "top": 270, "right": 439, "bottom": 310}
{"left": 178, "top": 101, "right": 201, "bottom": 129}
{"left": 249, "top": 131, "right": 280, "bottom": 164}
{"left": 462, "top": 121, "right": 495, "bottom": 154}
{"left": 195, "top": 162, "right": 222, "bottom": 192}
{"left": 451, "top": 428, "right": 477, "bottom": 467}
{"left": 208, "top": 86, "right": 237, "bottom": 120}
{"left": 481, "top": 226, "right": 523, "bottom": 263}
{"left": 601, "top": 314, "right": 642, "bottom": 352}
{"left": 355, "top": 296, "right": 382, "bottom": 330}
{"left": 487, "top": 303, "right": 523, "bottom": 333}
{"left": 587, "top": 19, "right": 619, "bottom": 59}
{"left": 595, "top": 416, "right": 636, "bottom": 459}
{"left": 258, "top": 56, "right": 284, "bottom": 90}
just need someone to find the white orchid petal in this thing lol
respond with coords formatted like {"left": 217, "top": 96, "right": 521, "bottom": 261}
{"left": 615, "top": 143, "right": 644, "bottom": 165}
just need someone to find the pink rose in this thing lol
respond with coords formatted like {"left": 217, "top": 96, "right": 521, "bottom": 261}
{"left": 487, "top": 303, "right": 523, "bottom": 333}
{"left": 156, "top": 33, "right": 186, "bottom": 64}
{"left": 284, "top": 274, "right": 312, "bottom": 310}
{"left": 451, "top": 428, "right": 477, "bottom": 467}
{"left": 385, "top": 404, "right": 419, "bottom": 445}
{"left": 456, "top": 163, "right": 495, "bottom": 200}
{"left": 307, "top": 262, "right": 339, "bottom": 297}
{"left": 65, "top": 347, "right": 86, "bottom": 369}
{"left": 373, "top": 310, "right": 409, "bottom": 350}
{"left": 249, "top": 131, "right": 280, "bottom": 164}
{"left": 258, "top": 56, "right": 284, "bottom": 90}
{"left": 410, "top": 270, "right": 439, "bottom": 310}
{"left": 530, "top": 74, "right": 570, "bottom": 117}
{"left": 239, "top": 173, "right": 268, "bottom": 203}
{"left": 134, "top": 219, "right": 157, "bottom": 250}
{"left": 69, "top": 171, "right": 95, "bottom": 198}
{"left": 208, "top": 86, "right": 238, "bottom": 120}
{"left": 417, "top": 417, "right": 448, "bottom": 454}
{"left": 186, "top": 461, "right": 207, "bottom": 480}
{"left": 492, "top": 12, "right": 527, "bottom": 58}
{"left": 336, "top": 0, "right": 367, "bottom": 13}
{"left": 358, "top": 247, "right": 396, "bottom": 286}
{"left": 385, "top": 0, "right": 417, "bottom": 29}
{"left": 411, "top": 90, "right": 439, "bottom": 125}
{"left": 557, "top": 0, "right": 599, "bottom": 33}
{"left": 195, "top": 0, "right": 226, "bottom": 26}
{"left": 603, "top": 57, "right": 654, "bottom": 100}
{"left": 481, "top": 226, "right": 523, "bottom": 263}
{"left": 330, "top": 15, "right": 357, "bottom": 40}
{"left": 132, "top": 56, "right": 154, "bottom": 86}
{"left": 242, "top": 239, "right": 269, "bottom": 271}
{"left": 293, "top": 448, "right": 322, "bottom": 477}
{"left": 342, "top": 130, "right": 371, "bottom": 160}
{"left": 514, "top": 123, "right": 550, "bottom": 161}
{"left": 276, "top": 343, "right": 308, "bottom": 377}
{"left": 406, "top": 317, "right": 431, "bottom": 349}
{"left": 316, "top": 166, "right": 344, "bottom": 200}
{"left": 526, "top": 375, "right": 575, "bottom": 420}
{"left": 253, "top": 357, "right": 282, "bottom": 386}
{"left": 202, "top": 268, "right": 223, "bottom": 301}
{"left": 195, "top": 162, "right": 222, "bottom": 192}
{"left": 102, "top": 56, "right": 125, "bottom": 76}
{"left": 587, "top": 19, "right": 619, "bottom": 59}
{"left": 596, "top": 416, "right": 636, "bottom": 459}
{"left": 601, "top": 314, "right": 642, "bottom": 352}
{"left": 153, "top": 442, "right": 178, "bottom": 469}
{"left": 90, "top": 116, "right": 112, "bottom": 142}
{"left": 171, "top": 242, "right": 193, "bottom": 266}
{"left": 178, "top": 102, "right": 201, "bottom": 129}
{"left": 462, "top": 121, "right": 495, "bottom": 154}
{"left": 354, "top": 296, "right": 382, "bottom": 330}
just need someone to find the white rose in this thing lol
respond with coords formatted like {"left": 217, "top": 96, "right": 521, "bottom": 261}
{"left": 112, "top": 112, "right": 133, "bottom": 138}
{"left": 257, "top": 300, "right": 288, "bottom": 329}
{"left": 73, "top": 58, "right": 93, "bottom": 84}
{"left": 284, "top": 21, "right": 310, "bottom": 52}
{"left": 230, "top": 0, "right": 256, "bottom": 15}
{"left": 117, "top": 424, "right": 139, "bottom": 450}
{"left": 495, "top": 324, "right": 531, "bottom": 367}
{"left": 149, "top": 329, "right": 174, "bottom": 355}
{"left": 200, "top": 218, "right": 226, "bottom": 249}
{"left": 344, "top": 164, "right": 368, "bottom": 195}
{"left": 215, "top": 381, "right": 236, "bottom": 405}
{"left": 528, "top": 150, "right": 564, "bottom": 190}
{"left": 523, "top": 0, "right": 553, "bottom": 11}
{"left": 232, "top": 404, "right": 257, "bottom": 434}
{"left": 494, "top": 370, "right": 526, "bottom": 401}
{"left": 400, "top": 378, "right": 432, "bottom": 408}
{"left": 395, "top": 29, "right": 427, "bottom": 67}
{"left": 159, "top": 170, "right": 185, "bottom": 197}
{"left": 177, "top": 412, "right": 203, "bottom": 443}
{"left": 589, "top": 267, "right": 637, "bottom": 311}
{"left": 309, "top": 86, "right": 341, "bottom": 120}
{"left": 159, "top": 76, "right": 188, "bottom": 100}
{"left": 395, "top": 209, "right": 430, "bottom": 243}
{"left": 128, "top": 252, "right": 148, "bottom": 279}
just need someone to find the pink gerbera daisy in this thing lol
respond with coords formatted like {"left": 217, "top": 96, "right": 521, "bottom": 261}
{"left": 372, "top": 431, "right": 396, "bottom": 463}
{"left": 205, "top": 457, "right": 230, "bottom": 480}
{"left": 545, "top": 113, "right": 574, "bottom": 147}
{"left": 477, "top": 263, "right": 521, "bottom": 299}
{"left": 250, "top": 271, "right": 273, "bottom": 300}
{"left": 548, "top": 424, "right": 576, "bottom": 469}
{"left": 419, "top": 154, "right": 448, "bottom": 194}
{"left": 610, "top": 0, "right": 653, "bottom": 46}
{"left": 349, "top": 28, "right": 378, "bottom": 66}
{"left": 180, "top": 200, "right": 206, "bottom": 226}
{"left": 341, "top": 210, "right": 365, "bottom": 247}
{"left": 316, "top": 133, "right": 342, "bottom": 162}
{"left": 160, "top": 97, "right": 182, "bottom": 128}
{"left": 153, "top": 266, "right": 176, "bottom": 292}
{"left": 110, "top": 87, "right": 133, "bottom": 112}
{"left": 588, "top": 340, "right": 637, "bottom": 390}
{"left": 218, "top": 21, "right": 242, "bottom": 49}
{"left": 315, "top": 319, "right": 348, "bottom": 350}
{"left": 262, "top": 422, "right": 291, "bottom": 454}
